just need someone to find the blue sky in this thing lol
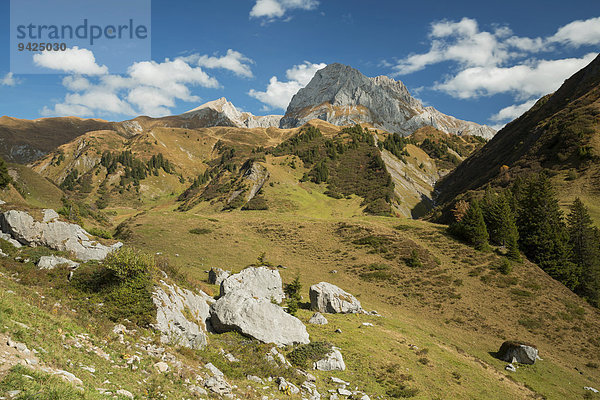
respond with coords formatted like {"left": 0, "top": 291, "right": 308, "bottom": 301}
{"left": 0, "top": 0, "right": 599, "bottom": 130}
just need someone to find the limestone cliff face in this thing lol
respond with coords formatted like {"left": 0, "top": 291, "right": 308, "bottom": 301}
{"left": 182, "top": 98, "right": 282, "bottom": 129}
{"left": 280, "top": 63, "right": 496, "bottom": 139}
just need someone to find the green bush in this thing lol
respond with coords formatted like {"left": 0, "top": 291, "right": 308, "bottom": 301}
{"left": 405, "top": 249, "right": 423, "bottom": 268}
{"left": 77, "top": 248, "right": 156, "bottom": 326}
{"left": 189, "top": 228, "right": 213, "bottom": 235}
{"left": 287, "top": 342, "right": 332, "bottom": 368}
{"left": 498, "top": 258, "right": 512, "bottom": 275}
{"left": 284, "top": 275, "right": 302, "bottom": 316}
{"left": 242, "top": 197, "right": 268, "bottom": 210}
{"left": 87, "top": 226, "right": 113, "bottom": 239}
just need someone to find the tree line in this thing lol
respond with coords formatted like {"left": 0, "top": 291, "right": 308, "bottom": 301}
{"left": 450, "top": 173, "right": 600, "bottom": 307}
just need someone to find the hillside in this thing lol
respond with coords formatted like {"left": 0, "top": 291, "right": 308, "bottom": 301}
{"left": 1, "top": 179, "right": 599, "bottom": 399}
{"left": 435, "top": 53, "right": 600, "bottom": 221}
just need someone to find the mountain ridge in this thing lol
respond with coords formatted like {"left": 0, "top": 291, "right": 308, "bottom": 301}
{"left": 280, "top": 63, "right": 496, "bottom": 138}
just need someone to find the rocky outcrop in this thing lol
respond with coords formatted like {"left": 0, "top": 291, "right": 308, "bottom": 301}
{"left": 152, "top": 281, "right": 213, "bottom": 350}
{"left": 314, "top": 347, "right": 346, "bottom": 371}
{"left": 226, "top": 162, "right": 270, "bottom": 206}
{"left": 37, "top": 255, "right": 79, "bottom": 270}
{"left": 210, "top": 291, "right": 310, "bottom": 346}
{"left": 0, "top": 209, "right": 122, "bottom": 261}
{"left": 220, "top": 266, "right": 284, "bottom": 303}
{"left": 496, "top": 341, "right": 538, "bottom": 365}
{"left": 280, "top": 64, "right": 495, "bottom": 139}
{"left": 309, "top": 282, "right": 364, "bottom": 314}
{"left": 182, "top": 97, "right": 282, "bottom": 129}
{"left": 208, "top": 267, "right": 230, "bottom": 286}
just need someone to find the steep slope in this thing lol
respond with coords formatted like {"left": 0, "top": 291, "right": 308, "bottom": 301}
{"left": 435, "top": 53, "right": 600, "bottom": 215}
{"left": 280, "top": 63, "right": 496, "bottom": 138}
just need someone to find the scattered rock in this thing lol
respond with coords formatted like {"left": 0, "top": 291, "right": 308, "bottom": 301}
{"left": 50, "top": 369, "right": 83, "bottom": 386}
{"left": 335, "top": 328, "right": 342, "bottom": 334}
{"left": 208, "top": 267, "right": 231, "bottom": 286}
{"left": 314, "top": 348, "right": 346, "bottom": 371}
{"left": 497, "top": 341, "right": 538, "bottom": 365}
{"left": 220, "top": 266, "right": 284, "bottom": 303}
{"left": 277, "top": 377, "right": 300, "bottom": 395}
{"left": 224, "top": 352, "right": 239, "bottom": 362}
{"left": 205, "top": 362, "right": 224, "bottom": 377}
{"left": 337, "top": 388, "right": 352, "bottom": 396}
{"left": 0, "top": 209, "right": 122, "bottom": 261}
{"left": 154, "top": 361, "right": 169, "bottom": 373}
{"left": 297, "top": 369, "right": 316, "bottom": 382}
{"left": 505, "top": 364, "right": 516, "bottom": 372}
{"left": 361, "top": 322, "right": 374, "bottom": 327}
{"left": 204, "top": 375, "right": 232, "bottom": 395}
{"left": 0, "top": 231, "right": 22, "bottom": 248}
{"left": 247, "top": 375, "right": 264, "bottom": 384}
{"left": 210, "top": 291, "right": 309, "bottom": 346}
{"left": 7, "top": 390, "right": 21, "bottom": 398}
{"left": 152, "top": 281, "right": 211, "bottom": 349}
{"left": 308, "top": 312, "right": 329, "bottom": 325}
{"left": 330, "top": 377, "right": 349, "bottom": 385}
{"left": 37, "top": 255, "right": 79, "bottom": 270}
{"left": 584, "top": 387, "right": 599, "bottom": 393}
{"left": 116, "top": 389, "right": 134, "bottom": 399}
{"left": 309, "top": 282, "right": 364, "bottom": 314}
{"left": 112, "top": 324, "right": 128, "bottom": 335}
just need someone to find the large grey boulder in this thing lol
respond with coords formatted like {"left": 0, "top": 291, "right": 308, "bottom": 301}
{"left": 0, "top": 209, "right": 121, "bottom": 261}
{"left": 497, "top": 341, "right": 538, "bottom": 365}
{"left": 208, "top": 267, "right": 230, "bottom": 286}
{"left": 309, "top": 282, "right": 363, "bottom": 314}
{"left": 314, "top": 347, "right": 346, "bottom": 371}
{"left": 152, "top": 281, "right": 212, "bottom": 349}
{"left": 210, "top": 291, "right": 309, "bottom": 346}
{"left": 220, "top": 266, "right": 284, "bottom": 303}
{"left": 37, "top": 255, "right": 79, "bottom": 270}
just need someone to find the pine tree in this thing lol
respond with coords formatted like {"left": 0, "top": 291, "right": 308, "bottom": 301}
{"left": 567, "top": 198, "right": 600, "bottom": 306}
{"left": 481, "top": 189, "right": 520, "bottom": 260}
{"left": 515, "top": 174, "right": 577, "bottom": 289}
{"left": 450, "top": 200, "right": 489, "bottom": 250}
{"left": 0, "top": 157, "right": 11, "bottom": 189}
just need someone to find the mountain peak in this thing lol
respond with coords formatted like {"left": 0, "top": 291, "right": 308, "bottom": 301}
{"left": 280, "top": 63, "right": 496, "bottom": 138}
{"left": 182, "top": 98, "right": 282, "bottom": 129}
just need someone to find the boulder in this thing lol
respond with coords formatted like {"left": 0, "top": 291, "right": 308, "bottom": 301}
{"left": 314, "top": 348, "right": 346, "bottom": 371}
{"left": 496, "top": 341, "right": 538, "bottom": 365}
{"left": 220, "top": 266, "right": 284, "bottom": 303}
{"left": 308, "top": 312, "right": 328, "bottom": 325}
{"left": 208, "top": 267, "right": 230, "bottom": 286}
{"left": 210, "top": 291, "right": 309, "bottom": 346}
{"left": 204, "top": 375, "right": 232, "bottom": 395}
{"left": 277, "top": 377, "right": 300, "bottom": 395}
{"left": 152, "top": 281, "right": 212, "bottom": 349}
{"left": 37, "top": 255, "right": 79, "bottom": 270}
{"left": 0, "top": 209, "right": 122, "bottom": 261}
{"left": 0, "top": 232, "right": 22, "bottom": 248}
{"left": 309, "top": 282, "right": 363, "bottom": 314}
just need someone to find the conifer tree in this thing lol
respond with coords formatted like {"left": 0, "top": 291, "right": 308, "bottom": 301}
{"left": 450, "top": 200, "right": 489, "bottom": 250}
{"left": 567, "top": 198, "right": 600, "bottom": 306}
{"left": 0, "top": 157, "right": 11, "bottom": 189}
{"left": 481, "top": 189, "right": 520, "bottom": 260}
{"left": 514, "top": 174, "right": 576, "bottom": 289}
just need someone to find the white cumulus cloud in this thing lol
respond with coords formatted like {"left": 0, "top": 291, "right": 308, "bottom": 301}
{"left": 435, "top": 53, "right": 597, "bottom": 100}
{"left": 191, "top": 49, "right": 254, "bottom": 78}
{"left": 248, "top": 61, "right": 326, "bottom": 110}
{"left": 490, "top": 99, "right": 538, "bottom": 122}
{"left": 250, "top": 0, "right": 318, "bottom": 20}
{"left": 391, "top": 16, "right": 600, "bottom": 124}
{"left": 33, "top": 47, "right": 108, "bottom": 75}
{"left": 42, "top": 49, "right": 252, "bottom": 118}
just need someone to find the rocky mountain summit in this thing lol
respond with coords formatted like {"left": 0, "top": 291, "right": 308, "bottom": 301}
{"left": 182, "top": 97, "right": 282, "bottom": 129}
{"left": 280, "top": 63, "right": 496, "bottom": 138}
